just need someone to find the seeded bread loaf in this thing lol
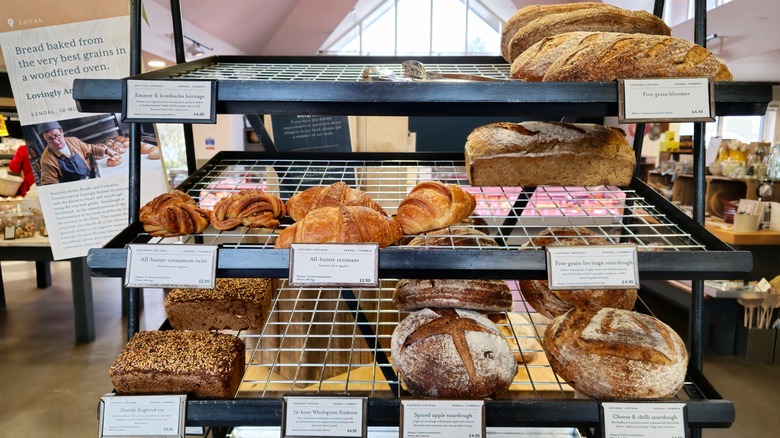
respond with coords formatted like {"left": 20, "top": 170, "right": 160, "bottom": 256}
{"left": 465, "top": 122, "right": 635, "bottom": 187}
{"left": 544, "top": 307, "right": 688, "bottom": 400}
{"left": 109, "top": 330, "right": 246, "bottom": 399}
{"left": 165, "top": 278, "right": 273, "bottom": 331}
{"left": 391, "top": 308, "right": 517, "bottom": 398}
{"left": 511, "top": 31, "right": 732, "bottom": 82}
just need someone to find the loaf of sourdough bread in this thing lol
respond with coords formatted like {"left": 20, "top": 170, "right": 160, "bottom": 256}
{"left": 465, "top": 122, "right": 635, "bottom": 187}
{"left": 110, "top": 330, "right": 246, "bottom": 399}
{"left": 544, "top": 307, "right": 688, "bottom": 400}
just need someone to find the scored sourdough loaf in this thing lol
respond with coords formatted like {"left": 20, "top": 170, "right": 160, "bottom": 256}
{"left": 511, "top": 31, "right": 732, "bottom": 82}
{"left": 165, "top": 278, "right": 273, "bottom": 331}
{"left": 544, "top": 307, "right": 688, "bottom": 400}
{"left": 506, "top": 6, "right": 670, "bottom": 63}
{"left": 465, "top": 122, "right": 635, "bottom": 187}
{"left": 109, "top": 330, "right": 246, "bottom": 399}
{"left": 391, "top": 308, "right": 517, "bottom": 398}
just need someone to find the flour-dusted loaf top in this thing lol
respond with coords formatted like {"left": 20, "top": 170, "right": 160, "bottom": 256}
{"left": 406, "top": 227, "right": 498, "bottom": 248}
{"left": 109, "top": 330, "right": 246, "bottom": 399}
{"left": 543, "top": 307, "right": 688, "bottom": 400}
{"left": 391, "top": 308, "right": 517, "bottom": 399}
{"left": 465, "top": 122, "right": 635, "bottom": 187}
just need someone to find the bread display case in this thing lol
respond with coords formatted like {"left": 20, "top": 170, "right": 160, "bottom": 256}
{"left": 72, "top": 5, "right": 773, "bottom": 436}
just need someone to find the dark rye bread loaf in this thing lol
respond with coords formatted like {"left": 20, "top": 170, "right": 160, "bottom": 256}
{"left": 165, "top": 278, "right": 273, "bottom": 331}
{"left": 110, "top": 330, "right": 246, "bottom": 399}
{"left": 511, "top": 31, "right": 732, "bottom": 82}
{"left": 506, "top": 6, "right": 670, "bottom": 63}
{"left": 465, "top": 122, "right": 635, "bottom": 187}
{"left": 544, "top": 307, "right": 688, "bottom": 400}
{"left": 391, "top": 308, "right": 517, "bottom": 398}
{"left": 519, "top": 228, "right": 637, "bottom": 319}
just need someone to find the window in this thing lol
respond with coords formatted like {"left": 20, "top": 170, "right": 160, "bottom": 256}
{"left": 687, "top": 0, "right": 734, "bottom": 20}
{"left": 324, "top": 0, "right": 501, "bottom": 56}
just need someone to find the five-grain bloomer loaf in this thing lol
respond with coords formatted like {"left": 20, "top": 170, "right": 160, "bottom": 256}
{"left": 544, "top": 307, "right": 688, "bottom": 400}
{"left": 165, "top": 278, "right": 273, "bottom": 331}
{"left": 465, "top": 121, "right": 635, "bottom": 187}
{"left": 110, "top": 330, "right": 246, "bottom": 399}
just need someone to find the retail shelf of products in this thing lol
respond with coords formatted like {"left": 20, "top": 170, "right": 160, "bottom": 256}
{"left": 88, "top": 151, "right": 751, "bottom": 279}
{"left": 72, "top": 56, "right": 773, "bottom": 117}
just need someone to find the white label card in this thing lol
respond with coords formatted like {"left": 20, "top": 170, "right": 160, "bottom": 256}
{"left": 124, "top": 79, "right": 216, "bottom": 123}
{"left": 619, "top": 77, "right": 714, "bottom": 123}
{"left": 547, "top": 244, "right": 639, "bottom": 290}
{"left": 602, "top": 402, "right": 687, "bottom": 438}
{"left": 401, "top": 400, "right": 485, "bottom": 438}
{"left": 289, "top": 243, "right": 379, "bottom": 287}
{"left": 125, "top": 244, "right": 217, "bottom": 289}
{"left": 99, "top": 395, "right": 186, "bottom": 438}
{"left": 283, "top": 396, "right": 366, "bottom": 438}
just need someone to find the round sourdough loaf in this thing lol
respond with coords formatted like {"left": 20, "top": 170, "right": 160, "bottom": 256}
{"left": 544, "top": 307, "right": 688, "bottom": 400}
{"left": 391, "top": 308, "right": 517, "bottom": 399}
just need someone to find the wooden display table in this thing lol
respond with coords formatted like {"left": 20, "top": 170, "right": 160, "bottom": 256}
{"left": 0, "top": 235, "right": 94, "bottom": 343}
{"left": 706, "top": 218, "right": 780, "bottom": 246}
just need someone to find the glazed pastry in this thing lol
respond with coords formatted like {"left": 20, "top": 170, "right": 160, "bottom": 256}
{"left": 274, "top": 205, "right": 402, "bottom": 248}
{"left": 395, "top": 181, "right": 476, "bottom": 235}
{"left": 286, "top": 181, "right": 386, "bottom": 222}
{"left": 139, "top": 190, "right": 211, "bottom": 237}
{"left": 210, "top": 190, "right": 286, "bottom": 230}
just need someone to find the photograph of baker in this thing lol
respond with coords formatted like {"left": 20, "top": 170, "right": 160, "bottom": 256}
{"left": 34, "top": 120, "right": 119, "bottom": 186}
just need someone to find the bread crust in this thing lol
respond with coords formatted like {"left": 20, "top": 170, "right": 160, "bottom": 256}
{"left": 210, "top": 189, "right": 286, "bottom": 230}
{"left": 395, "top": 181, "right": 476, "bottom": 235}
{"left": 465, "top": 122, "right": 635, "bottom": 187}
{"left": 393, "top": 278, "right": 513, "bottom": 312}
{"left": 286, "top": 182, "right": 387, "bottom": 222}
{"left": 274, "top": 205, "right": 402, "bottom": 248}
{"left": 544, "top": 307, "right": 688, "bottom": 400}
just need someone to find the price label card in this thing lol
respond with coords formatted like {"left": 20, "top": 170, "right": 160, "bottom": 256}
{"left": 289, "top": 243, "right": 379, "bottom": 287}
{"left": 282, "top": 396, "right": 366, "bottom": 438}
{"left": 123, "top": 79, "right": 216, "bottom": 123}
{"left": 99, "top": 394, "right": 186, "bottom": 438}
{"left": 125, "top": 244, "right": 217, "bottom": 289}
{"left": 547, "top": 244, "right": 639, "bottom": 290}
{"left": 618, "top": 77, "right": 715, "bottom": 123}
{"left": 400, "top": 400, "right": 485, "bottom": 438}
{"left": 602, "top": 402, "right": 687, "bottom": 438}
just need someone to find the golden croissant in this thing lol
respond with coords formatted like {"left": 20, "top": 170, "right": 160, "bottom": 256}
{"left": 210, "top": 189, "right": 286, "bottom": 231}
{"left": 395, "top": 181, "right": 476, "bottom": 235}
{"left": 274, "top": 205, "right": 402, "bottom": 249}
{"left": 285, "top": 181, "right": 387, "bottom": 222}
{"left": 139, "top": 190, "right": 210, "bottom": 237}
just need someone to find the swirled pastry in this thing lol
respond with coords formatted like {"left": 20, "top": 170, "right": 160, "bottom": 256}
{"left": 139, "top": 190, "right": 210, "bottom": 237}
{"left": 210, "top": 190, "right": 285, "bottom": 231}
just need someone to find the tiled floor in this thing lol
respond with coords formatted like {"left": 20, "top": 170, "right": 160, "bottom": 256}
{"left": 1, "top": 260, "right": 778, "bottom": 437}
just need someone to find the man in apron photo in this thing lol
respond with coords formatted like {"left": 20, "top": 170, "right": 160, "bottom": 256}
{"left": 36, "top": 121, "right": 119, "bottom": 186}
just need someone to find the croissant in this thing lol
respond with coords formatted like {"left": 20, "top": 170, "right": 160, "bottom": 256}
{"left": 211, "top": 189, "right": 286, "bottom": 231}
{"left": 139, "top": 190, "right": 210, "bottom": 237}
{"left": 286, "top": 182, "right": 387, "bottom": 222}
{"left": 274, "top": 205, "right": 402, "bottom": 249}
{"left": 395, "top": 181, "right": 476, "bottom": 235}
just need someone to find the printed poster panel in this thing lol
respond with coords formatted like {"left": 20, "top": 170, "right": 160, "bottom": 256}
{"left": 0, "top": 1, "right": 167, "bottom": 260}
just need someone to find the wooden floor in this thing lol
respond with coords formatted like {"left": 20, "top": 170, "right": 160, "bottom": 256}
{"left": 0, "top": 260, "right": 778, "bottom": 437}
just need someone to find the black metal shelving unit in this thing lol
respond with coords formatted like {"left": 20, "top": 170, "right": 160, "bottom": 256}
{"left": 72, "top": 0, "right": 774, "bottom": 436}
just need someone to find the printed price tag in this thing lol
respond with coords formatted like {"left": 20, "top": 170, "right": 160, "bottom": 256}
{"left": 289, "top": 243, "right": 379, "bottom": 287}
{"left": 400, "top": 400, "right": 485, "bottom": 438}
{"left": 547, "top": 244, "right": 639, "bottom": 290}
{"left": 618, "top": 77, "right": 715, "bottom": 123}
{"left": 99, "top": 394, "right": 186, "bottom": 438}
{"left": 757, "top": 277, "right": 772, "bottom": 292}
{"left": 601, "top": 402, "right": 687, "bottom": 438}
{"left": 125, "top": 244, "right": 217, "bottom": 289}
{"left": 282, "top": 396, "right": 366, "bottom": 438}
{"left": 123, "top": 79, "right": 216, "bottom": 123}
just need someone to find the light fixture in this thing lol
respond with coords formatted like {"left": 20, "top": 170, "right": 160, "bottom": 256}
{"left": 147, "top": 60, "right": 167, "bottom": 68}
{"left": 188, "top": 42, "right": 206, "bottom": 57}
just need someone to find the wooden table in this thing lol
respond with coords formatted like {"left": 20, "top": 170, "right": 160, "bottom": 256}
{"left": 0, "top": 235, "right": 94, "bottom": 343}
{"left": 706, "top": 218, "right": 780, "bottom": 246}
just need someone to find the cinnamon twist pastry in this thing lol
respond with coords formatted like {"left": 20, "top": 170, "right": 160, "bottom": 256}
{"left": 285, "top": 182, "right": 387, "bottom": 222}
{"left": 210, "top": 189, "right": 286, "bottom": 231}
{"left": 395, "top": 181, "right": 476, "bottom": 235}
{"left": 274, "top": 205, "right": 401, "bottom": 249}
{"left": 139, "top": 190, "right": 210, "bottom": 237}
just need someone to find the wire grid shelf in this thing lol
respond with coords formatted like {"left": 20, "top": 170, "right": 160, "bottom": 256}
{"left": 141, "top": 157, "right": 704, "bottom": 253}
{"left": 170, "top": 62, "right": 511, "bottom": 82}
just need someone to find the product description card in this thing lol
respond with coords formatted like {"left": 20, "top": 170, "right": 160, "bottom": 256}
{"left": 123, "top": 79, "right": 216, "bottom": 123}
{"left": 283, "top": 396, "right": 366, "bottom": 438}
{"left": 619, "top": 77, "right": 714, "bottom": 123}
{"left": 99, "top": 395, "right": 186, "bottom": 438}
{"left": 400, "top": 400, "right": 485, "bottom": 438}
{"left": 289, "top": 243, "right": 379, "bottom": 287}
{"left": 125, "top": 244, "right": 217, "bottom": 289}
{"left": 602, "top": 402, "right": 687, "bottom": 438}
{"left": 547, "top": 244, "right": 639, "bottom": 290}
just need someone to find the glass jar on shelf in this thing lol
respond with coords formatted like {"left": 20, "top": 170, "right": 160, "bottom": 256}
{"left": 0, "top": 209, "right": 36, "bottom": 239}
